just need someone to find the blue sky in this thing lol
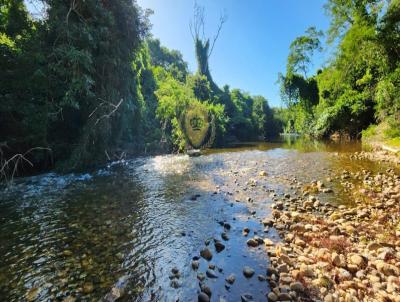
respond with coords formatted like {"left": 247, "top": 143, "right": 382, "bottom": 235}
{"left": 137, "top": 0, "right": 331, "bottom": 107}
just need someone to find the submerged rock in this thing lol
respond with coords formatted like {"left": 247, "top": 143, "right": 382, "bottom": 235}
{"left": 198, "top": 292, "right": 210, "bottom": 302}
{"left": 243, "top": 266, "right": 255, "bottom": 278}
{"left": 214, "top": 240, "right": 225, "bottom": 253}
{"left": 206, "top": 269, "right": 218, "bottom": 278}
{"left": 200, "top": 248, "right": 213, "bottom": 261}
{"left": 225, "top": 273, "right": 236, "bottom": 284}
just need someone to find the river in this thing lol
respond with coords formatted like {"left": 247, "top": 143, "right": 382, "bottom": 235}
{"left": 0, "top": 139, "right": 390, "bottom": 301}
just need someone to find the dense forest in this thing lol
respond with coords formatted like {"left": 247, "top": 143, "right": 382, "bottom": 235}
{"left": 278, "top": 0, "right": 400, "bottom": 144}
{"left": 0, "top": 0, "right": 279, "bottom": 178}
{"left": 1, "top": 0, "right": 399, "bottom": 179}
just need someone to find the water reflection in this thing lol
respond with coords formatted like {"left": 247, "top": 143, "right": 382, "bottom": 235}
{"left": 0, "top": 139, "right": 392, "bottom": 301}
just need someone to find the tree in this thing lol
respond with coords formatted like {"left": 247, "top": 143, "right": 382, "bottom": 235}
{"left": 287, "top": 27, "right": 323, "bottom": 78}
{"left": 190, "top": 1, "right": 226, "bottom": 96}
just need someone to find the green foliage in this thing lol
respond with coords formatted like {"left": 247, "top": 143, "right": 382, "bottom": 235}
{"left": 147, "top": 38, "right": 188, "bottom": 82}
{"left": 287, "top": 27, "right": 323, "bottom": 77}
{"left": 0, "top": 0, "right": 281, "bottom": 178}
{"left": 281, "top": 0, "right": 399, "bottom": 141}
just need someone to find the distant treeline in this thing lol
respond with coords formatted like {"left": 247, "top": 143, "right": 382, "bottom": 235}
{"left": 0, "top": 0, "right": 281, "bottom": 178}
{"left": 278, "top": 0, "right": 400, "bottom": 141}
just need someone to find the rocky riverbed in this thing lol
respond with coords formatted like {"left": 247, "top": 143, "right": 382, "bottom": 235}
{"left": 262, "top": 161, "right": 400, "bottom": 301}
{"left": 0, "top": 140, "right": 399, "bottom": 302}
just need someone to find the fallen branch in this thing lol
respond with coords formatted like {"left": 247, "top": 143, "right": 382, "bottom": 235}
{"left": 0, "top": 147, "right": 52, "bottom": 184}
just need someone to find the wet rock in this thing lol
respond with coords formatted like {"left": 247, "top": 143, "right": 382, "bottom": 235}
{"left": 26, "top": 287, "right": 39, "bottom": 301}
{"left": 241, "top": 293, "right": 254, "bottom": 302}
{"left": 198, "top": 292, "right": 210, "bottom": 302}
{"left": 197, "top": 273, "right": 206, "bottom": 281}
{"left": 170, "top": 279, "right": 180, "bottom": 288}
{"left": 226, "top": 273, "right": 236, "bottom": 284}
{"left": 200, "top": 248, "right": 213, "bottom": 261}
{"left": 277, "top": 264, "right": 289, "bottom": 273}
{"left": 246, "top": 238, "right": 259, "bottom": 247}
{"left": 214, "top": 240, "right": 225, "bottom": 253}
{"left": 62, "top": 297, "right": 76, "bottom": 302}
{"left": 243, "top": 266, "right": 255, "bottom": 278}
{"left": 263, "top": 238, "right": 274, "bottom": 246}
{"left": 223, "top": 223, "right": 231, "bottom": 230}
{"left": 206, "top": 269, "right": 218, "bottom": 279}
{"left": 221, "top": 232, "right": 229, "bottom": 241}
{"left": 83, "top": 282, "right": 94, "bottom": 294}
{"left": 243, "top": 227, "right": 250, "bottom": 236}
{"left": 192, "top": 260, "right": 199, "bottom": 270}
{"left": 200, "top": 284, "right": 212, "bottom": 296}
{"left": 278, "top": 292, "right": 292, "bottom": 301}
{"left": 267, "top": 292, "right": 278, "bottom": 302}
{"left": 257, "top": 274, "right": 266, "bottom": 281}
{"left": 63, "top": 250, "right": 73, "bottom": 257}
{"left": 290, "top": 281, "right": 304, "bottom": 292}
{"left": 262, "top": 218, "right": 274, "bottom": 227}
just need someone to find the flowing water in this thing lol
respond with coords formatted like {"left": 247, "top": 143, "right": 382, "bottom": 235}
{"left": 0, "top": 139, "right": 391, "bottom": 302}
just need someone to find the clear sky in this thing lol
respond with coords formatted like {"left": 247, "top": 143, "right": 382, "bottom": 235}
{"left": 137, "top": 0, "right": 331, "bottom": 107}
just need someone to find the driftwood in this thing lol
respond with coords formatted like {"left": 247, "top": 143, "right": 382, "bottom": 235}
{"left": 0, "top": 146, "right": 51, "bottom": 184}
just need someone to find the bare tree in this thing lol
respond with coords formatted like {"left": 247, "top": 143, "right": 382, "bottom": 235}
{"left": 189, "top": 1, "right": 227, "bottom": 94}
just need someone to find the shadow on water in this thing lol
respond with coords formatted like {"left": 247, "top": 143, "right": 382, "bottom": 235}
{"left": 0, "top": 138, "right": 393, "bottom": 301}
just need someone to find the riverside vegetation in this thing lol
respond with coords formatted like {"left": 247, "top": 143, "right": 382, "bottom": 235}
{"left": 2, "top": 0, "right": 399, "bottom": 179}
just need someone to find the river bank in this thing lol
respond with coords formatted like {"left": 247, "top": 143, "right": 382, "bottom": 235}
{"left": 263, "top": 155, "right": 400, "bottom": 302}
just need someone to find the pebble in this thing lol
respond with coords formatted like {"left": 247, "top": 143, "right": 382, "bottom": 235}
{"left": 243, "top": 266, "right": 255, "bottom": 278}
{"left": 200, "top": 248, "right": 213, "bottom": 261}
{"left": 198, "top": 292, "right": 210, "bottom": 302}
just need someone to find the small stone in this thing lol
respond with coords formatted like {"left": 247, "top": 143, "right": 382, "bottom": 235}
{"left": 170, "top": 279, "right": 180, "bottom": 288}
{"left": 243, "top": 266, "right": 255, "bottom": 278}
{"left": 290, "top": 281, "right": 304, "bottom": 292}
{"left": 241, "top": 293, "right": 254, "bottom": 302}
{"left": 63, "top": 250, "right": 73, "bottom": 257}
{"left": 257, "top": 274, "right": 266, "bottom": 281}
{"left": 278, "top": 293, "right": 292, "bottom": 300}
{"left": 198, "top": 292, "right": 210, "bottom": 302}
{"left": 221, "top": 232, "right": 229, "bottom": 241}
{"left": 192, "top": 260, "right": 199, "bottom": 270}
{"left": 83, "top": 282, "right": 94, "bottom": 294}
{"left": 214, "top": 241, "right": 225, "bottom": 253}
{"left": 200, "top": 248, "right": 213, "bottom": 261}
{"left": 267, "top": 292, "right": 278, "bottom": 302}
{"left": 226, "top": 273, "right": 236, "bottom": 284}
{"left": 259, "top": 171, "right": 267, "bottom": 176}
{"left": 197, "top": 273, "right": 206, "bottom": 281}
{"left": 277, "top": 263, "right": 289, "bottom": 273}
{"left": 263, "top": 238, "right": 274, "bottom": 246}
{"left": 350, "top": 254, "right": 365, "bottom": 268}
{"left": 200, "top": 284, "right": 212, "bottom": 296}
{"left": 367, "top": 242, "right": 382, "bottom": 251}
{"left": 26, "top": 288, "right": 39, "bottom": 301}
{"left": 331, "top": 252, "right": 341, "bottom": 267}
{"left": 206, "top": 269, "right": 218, "bottom": 279}
{"left": 246, "top": 238, "right": 259, "bottom": 247}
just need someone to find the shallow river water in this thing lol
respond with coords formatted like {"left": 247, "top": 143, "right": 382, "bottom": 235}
{"left": 0, "top": 139, "right": 391, "bottom": 302}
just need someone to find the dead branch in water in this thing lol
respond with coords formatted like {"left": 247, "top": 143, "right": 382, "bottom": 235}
{"left": 0, "top": 147, "right": 52, "bottom": 185}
